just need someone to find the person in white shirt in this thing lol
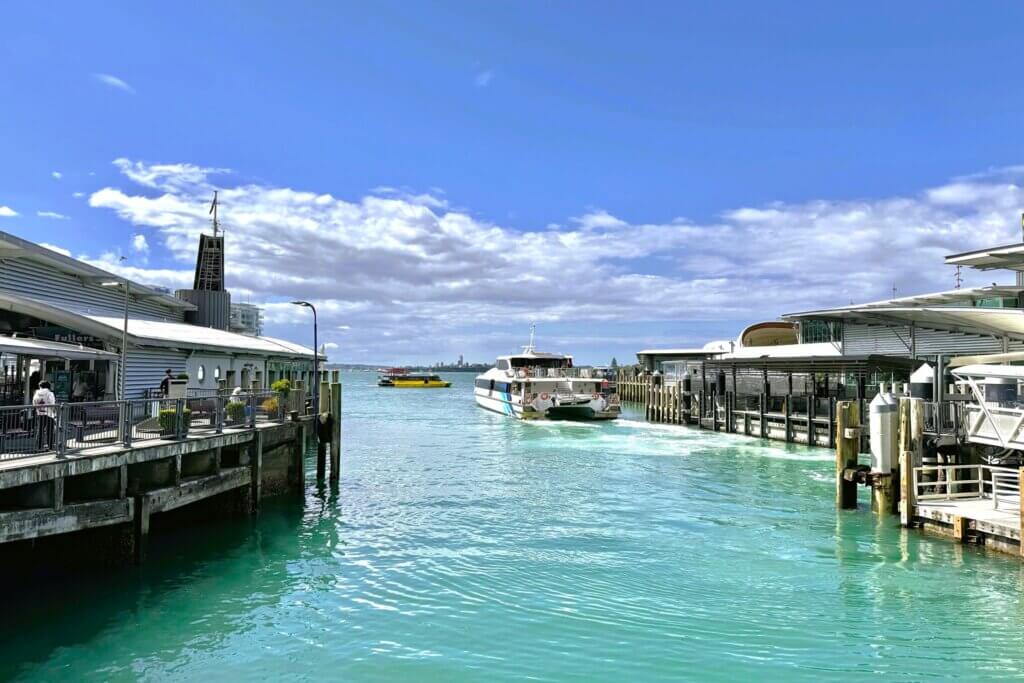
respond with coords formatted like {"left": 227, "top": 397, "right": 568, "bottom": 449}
{"left": 32, "top": 381, "right": 57, "bottom": 451}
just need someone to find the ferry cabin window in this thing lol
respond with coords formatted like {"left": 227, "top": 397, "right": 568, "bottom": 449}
{"left": 497, "top": 360, "right": 510, "bottom": 371}
{"left": 799, "top": 320, "right": 842, "bottom": 344}
{"left": 510, "top": 358, "right": 567, "bottom": 368}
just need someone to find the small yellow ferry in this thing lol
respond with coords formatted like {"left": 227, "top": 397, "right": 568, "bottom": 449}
{"left": 391, "top": 373, "right": 452, "bottom": 388}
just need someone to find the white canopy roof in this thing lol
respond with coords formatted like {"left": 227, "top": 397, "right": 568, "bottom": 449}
{"left": 784, "top": 305, "right": 1024, "bottom": 341}
{"left": 945, "top": 242, "right": 1024, "bottom": 272}
{"left": 0, "top": 335, "right": 118, "bottom": 360}
{"left": 952, "top": 364, "right": 1024, "bottom": 380}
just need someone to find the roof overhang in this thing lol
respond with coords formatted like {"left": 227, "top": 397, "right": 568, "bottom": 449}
{"left": 786, "top": 305, "right": 1024, "bottom": 341}
{"left": 0, "top": 335, "right": 118, "bottom": 360}
{"left": 0, "top": 230, "right": 195, "bottom": 311}
{"left": 945, "top": 242, "right": 1024, "bottom": 272}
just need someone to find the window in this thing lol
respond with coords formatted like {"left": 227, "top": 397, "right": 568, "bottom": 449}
{"left": 800, "top": 320, "right": 842, "bottom": 344}
{"left": 197, "top": 365, "right": 206, "bottom": 382}
{"left": 214, "top": 366, "right": 222, "bottom": 381}
{"left": 497, "top": 360, "right": 510, "bottom": 370}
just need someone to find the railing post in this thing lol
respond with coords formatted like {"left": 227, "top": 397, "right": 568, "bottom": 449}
{"left": 122, "top": 400, "right": 133, "bottom": 447}
{"left": 215, "top": 396, "right": 224, "bottom": 434}
{"left": 175, "top": 397, "right": 185, "bottom": 440}
{"left": 248, "top": 393, "right": 257, "bottom": 428}
{"left": 55, "top": 402, "right": 68, "bottom": 457}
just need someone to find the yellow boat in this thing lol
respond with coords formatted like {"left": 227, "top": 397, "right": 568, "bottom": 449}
{"left": 390, "top": 373, "right": 452, "bottom": 388}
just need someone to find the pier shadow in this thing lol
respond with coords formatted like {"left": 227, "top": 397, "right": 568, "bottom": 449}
{"left": 0, "top": 491, "right": 309, "bottom": 680}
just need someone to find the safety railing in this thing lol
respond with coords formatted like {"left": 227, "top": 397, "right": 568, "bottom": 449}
{"left": 0, "top": 391, "right": 288, "bottom": 460}
{"left": 912, "top": 464, "right": 1021, "bottom": 512}
{"left": 923, "top": 401, "right": 961, "bottom": 438}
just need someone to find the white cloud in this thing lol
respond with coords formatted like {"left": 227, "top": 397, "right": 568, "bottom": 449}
{"left": 0, "top": 206, "right": 17, "bottom": 217}
{"left": 51, "top": 171, "right": 62, "bottom": 180}
{"left": 83, "top": 159, "right": 1024, "bottom": 362}
{"left": 475, "top": 69, "right": 495, "bottom": 87}
{"left": 93, "top": 73, "right": 135, "bottom": 94}
{"left": 132, "top": 233, "right": 149, "bottom": 253}
{"left": 323, "top": 342, "right": 339, "bottom": 350}
{"left": 37, "top": 211, "right": 68, "bottom": 220}
{"left": 72, "top": 192, "right": 85, "bottom": 199}
{"left": 39, "top": 243, "right": 71, "bottom": 257}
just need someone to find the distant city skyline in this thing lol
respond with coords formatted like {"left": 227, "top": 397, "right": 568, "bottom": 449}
{"left": 3, "top": 4, "right": 1024, "bottom": 364}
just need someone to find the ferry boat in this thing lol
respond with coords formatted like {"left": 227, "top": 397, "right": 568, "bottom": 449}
{"left": 392, "top": 373, "right": 451, "bottom": 388}
{"left": 377, "top": 367, "right": 408, "bottom": 387}
{"left": 474, "top": 330, "right": 620, "bottom": 421}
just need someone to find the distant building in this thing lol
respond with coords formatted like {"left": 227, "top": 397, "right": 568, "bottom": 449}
{"left": 230, "top": 302, "right": 264, "bottom": 337}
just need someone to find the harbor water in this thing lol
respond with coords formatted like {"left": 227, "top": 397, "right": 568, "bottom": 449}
{"left": 5, "top": 371, "right": 1024, "bottom": 681}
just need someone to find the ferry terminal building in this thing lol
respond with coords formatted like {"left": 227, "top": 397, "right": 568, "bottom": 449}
{"left": 0, "top": 229, "right": 320, "bottom": 403}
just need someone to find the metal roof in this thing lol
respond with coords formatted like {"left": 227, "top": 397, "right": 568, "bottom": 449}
{"left": 704, "top": 354, "right": 917, "bottom": 374}
{"left": 945, "top": 242, "right": 1024, "bottom": 272}
{"left": 952, "top": 364, "right": 1024, "bottom": 380}
{"left": 0, "top": 335, "right": 118, "bottom": 360}
{"left": 84, "top": 315, "right": 318, "bottom": 358}
{"left": 0, "top": 230, "right": 195, "bottom": 311}
{"left": 785, "top": 285, "right": 1024, "bottom": 319}
{"left": 786, "top": 305, "right": 1024, "bottom": 341}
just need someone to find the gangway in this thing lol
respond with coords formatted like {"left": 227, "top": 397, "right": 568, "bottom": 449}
{"left": 951, "top": 364, "right": 1024, "bottom": 450}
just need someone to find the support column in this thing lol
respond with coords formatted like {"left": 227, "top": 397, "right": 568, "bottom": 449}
{"left": 899, "top": 449, "right": 915, "bottom": 527}
{"left": 133, "top": 495, "right": 151, "bottom": 565}
{"left": 317, "top": 382, "right": 330, "bottom": 481}
{"left": 251, "top": 430, "right": 263, "bottom": 513}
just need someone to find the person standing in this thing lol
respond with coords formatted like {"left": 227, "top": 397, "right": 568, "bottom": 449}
{"left": 33, "top": 380, "right": 57, "bottom": 451}
{"left": 160, "top": 369, "right": 173, "bottom": 397}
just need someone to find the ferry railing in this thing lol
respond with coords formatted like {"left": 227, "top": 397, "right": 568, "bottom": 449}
{"left": 62, "top": 400, "right": 124, "bottom": 452}
{"left": 0, "top": 391, "right": 290, "bottom": 461}
{"left": 0, "top": 404, "right": 48, "bottom": 459}
{"left": 990, "top": 468, "right": 1020, "bottom": 512}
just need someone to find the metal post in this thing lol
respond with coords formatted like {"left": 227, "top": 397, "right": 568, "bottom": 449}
{"left": 122, "top": 400, "right": 133, "bottom": 447}
{"left": 248, "top": 393, "right": 257, "bottom": 428}
{"left": 215, "top": 396, "right": 224, "bottom": 433}
{"left": 176, "top": 397, "right": 186, "bottom": 439}
{"left": 55, "top": 403, "right": 68, "bottom": 456}
{"left": 119, "top": 280, "right": 129, "bottom": 400}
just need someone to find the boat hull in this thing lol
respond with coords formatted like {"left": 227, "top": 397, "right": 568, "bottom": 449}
{"left": 473, "top": 389, "right": 617, "bottom": 421}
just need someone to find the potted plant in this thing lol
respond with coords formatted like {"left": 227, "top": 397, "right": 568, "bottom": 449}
{"left": 226, "top": 400, "right": 247, "bottom": 426}
{"left": 270, "top": 379, "right": 291, "bottom": 398}
{"left": 158, "top": 407, "right": 192, "bottom": 438}
{"left": 261, "top": 396, "right": 280, "bottom": 420}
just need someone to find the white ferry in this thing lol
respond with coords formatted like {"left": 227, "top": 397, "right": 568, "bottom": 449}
{"left": 473, "top": 331, "right": 620, "bottom": 421}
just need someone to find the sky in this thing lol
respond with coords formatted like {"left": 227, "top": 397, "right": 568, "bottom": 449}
{"left": 2, "top": 2, "right": 1024, "bottom": 365}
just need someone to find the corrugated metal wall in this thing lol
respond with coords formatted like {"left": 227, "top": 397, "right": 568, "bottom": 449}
{"left": 0, "top": 258, "right": 185, "bottom": 321}
{"left": 843, "top": 321, "right": 1009, "bottom": 357}
{"left": 123, "top": 347, "right": 188, "bottom": 398}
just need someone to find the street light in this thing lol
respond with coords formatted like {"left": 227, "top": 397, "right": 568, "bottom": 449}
{"left": 101, "top": 271, "right": 130, "bottom": 400}
{"left": 290, "top": 301, "right": 319, "bottom": 423}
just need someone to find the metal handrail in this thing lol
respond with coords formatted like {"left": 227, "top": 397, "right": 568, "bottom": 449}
{"left": 0, "top": 390, "right": 290, "bottom": 461}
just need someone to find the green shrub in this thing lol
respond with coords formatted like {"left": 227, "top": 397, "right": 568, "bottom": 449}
{"left": 176, "top": 373, "right": 189, "bottom": 380}
{"left": 158, "top": 408, "right": 192, "bottom": 434}
{"left": 226, "top": 401, "right": 247, "bottom": 423}
{"left": 270, "top": 379, "right": 291, "bottom": 397}
{"left": 261, "top": 396, "right": 280, "bottom": 415}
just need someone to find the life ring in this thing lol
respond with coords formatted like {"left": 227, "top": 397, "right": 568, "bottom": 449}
{"left": 540, "top": 392, "right": 550, "bottom": 401}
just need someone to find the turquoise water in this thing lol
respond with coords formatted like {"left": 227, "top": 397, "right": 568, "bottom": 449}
{"left": 5, "top": 371, "right": 1024, "bottom": 681}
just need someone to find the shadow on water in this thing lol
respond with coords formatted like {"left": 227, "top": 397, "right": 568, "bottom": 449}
{"left": 0, "top": 453, "right": 330, "bottom": 682}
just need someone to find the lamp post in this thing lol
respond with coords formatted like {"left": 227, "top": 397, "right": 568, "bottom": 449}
{"left": 290, "top": 301, "right": 319, "bottom": 422}
{"left": 101, "top": 272, "right": 130, "bottom": 400}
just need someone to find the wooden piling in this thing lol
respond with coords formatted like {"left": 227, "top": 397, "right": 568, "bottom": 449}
{"left": 835, "top": 400, "right": 859, "bottom": 510}
{"left": 1019, "top": 467, "right": 1024, "bottom": 557}
{"left": 899, "top": 449, "right": 915, "bottom": 527}
{"left": 329, "top": 382, "right": 342, "bottom": 483}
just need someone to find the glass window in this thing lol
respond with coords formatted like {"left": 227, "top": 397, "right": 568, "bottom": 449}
{"left": 800, "top": 320, "right": 842, "bottom": 344}
{"left": 197, "top": 365, "right": 205, "bottom": 382}
{"left": 214, "top": 366, "right": 222, "bottom": 381}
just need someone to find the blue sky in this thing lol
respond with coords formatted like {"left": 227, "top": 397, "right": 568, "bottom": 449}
{"left": 2, "top": 2, "right": 1024, "bottom": 364}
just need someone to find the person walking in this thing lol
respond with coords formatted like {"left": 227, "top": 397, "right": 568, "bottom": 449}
{"left": 32, "top": 380, "right": 57, "bottom": 451}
